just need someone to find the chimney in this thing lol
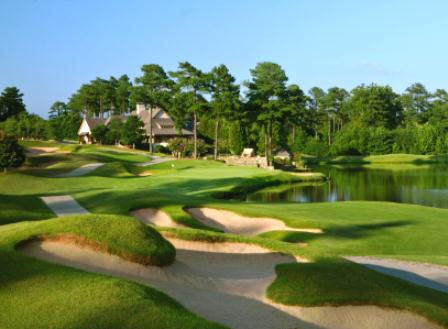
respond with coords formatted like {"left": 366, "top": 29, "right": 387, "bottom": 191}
{"left": 136, "top": 103, "right": 145, "bottom": 116}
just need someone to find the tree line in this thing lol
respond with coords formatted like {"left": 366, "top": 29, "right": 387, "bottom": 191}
{"left": 1, "top": 61, "right": 448, "bottom": 162}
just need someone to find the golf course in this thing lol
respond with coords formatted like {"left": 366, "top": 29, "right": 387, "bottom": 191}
{"left": 0, "top": 142, "right": 446, "bottom": 329}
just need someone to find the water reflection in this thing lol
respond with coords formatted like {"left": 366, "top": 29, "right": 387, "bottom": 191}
{"left": 247, "top": 165, "right": 448, "bottom": 208}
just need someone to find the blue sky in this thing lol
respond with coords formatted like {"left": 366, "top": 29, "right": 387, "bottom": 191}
{"left": 1, "top": 0, "right": 447, "bottom": 117}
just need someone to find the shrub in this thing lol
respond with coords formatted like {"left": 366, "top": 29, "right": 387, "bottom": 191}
{"left": 0, "top": 134, "right": 26, "bottom": 172}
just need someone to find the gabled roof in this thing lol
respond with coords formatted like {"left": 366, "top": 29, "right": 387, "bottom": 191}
{"left": 80, "top": 106, "right": 194, "bottom": 137}
{"left": 85, "top": 118, "right": 107, "bottom": 129}
{"left": 136, "top": 107, "right": 194, "bottom": 136}
{"left": 105, "top": 115, "right": 128, "bottom": 125}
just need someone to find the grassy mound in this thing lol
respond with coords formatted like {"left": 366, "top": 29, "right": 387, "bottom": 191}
{"left": 267, "top": 258, "right": 448, "bottom": 328}
{"left": 14, "top": 214, "right": 176, "bottom": 266}
{"left": 0, "top": 215, "right": 223, "bottom": 329}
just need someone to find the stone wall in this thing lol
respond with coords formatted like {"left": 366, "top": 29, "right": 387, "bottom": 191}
{"left": 221, "top": 156, "right": 268, "bottom": 168}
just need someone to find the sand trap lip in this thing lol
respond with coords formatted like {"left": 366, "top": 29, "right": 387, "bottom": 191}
{"left": 135, "top": 155, "right": 174, "bottom": 167}
{"left": 137, "top": 170, "right": 152, "bottom": 177}
{"left": 186, "top": 207, "right": 323, "bottom": 236}
{"left": 18, "top": 237, "right": 440, "bottom": 329}
{"left": 345, "top": 256, "right": 448, "bottom": 294}
{"left": 27, "top": 146, "right": 59, "bottom": 155}
{"left": 56, "top": 163, "right": 104, "bottom": 177}
{"left": 131, "top": 208, "right": 184, "bottom": 228}
{"left": 26, "top": 146, "right": 69, "bottom": 156}
{"left": 40, "top": 195, "right": 89, "bottom": 217}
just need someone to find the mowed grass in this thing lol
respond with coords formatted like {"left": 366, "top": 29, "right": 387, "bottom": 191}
{"left": 1, "top": 141, "right": 448, "bottom": 328}
{"left": 0, "top": 215, "right": 224, "bottom": 329}
{"left": 267, "top": 259, "right": 448, "bottom": 327}
{"left": 304, "top": 153, "right": 448, "bottom": 165}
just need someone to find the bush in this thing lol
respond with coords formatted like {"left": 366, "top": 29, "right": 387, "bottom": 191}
{"left": 0, "top": 134, "right": 26, "bottom": 172}
{"left": 186, "top": 139, "right": 210, "bottom": 156}
{"left": 121, "top": 116, "right": 145, "bottom": 148}
{"left": 331, "top": 126, "right": 393, "bottom": 156}
{"left": 91, "top": 125, "right": 108, "bottom": 144}
{"left": 154, "top": 144, "right": 170, "bottom": 154}
{"left": 168, "top": 138, "right": 190, "bottom": 157}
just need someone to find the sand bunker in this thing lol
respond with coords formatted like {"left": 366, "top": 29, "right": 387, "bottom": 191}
{"left": 40, "top": 195, "right": 89, "bottom": 217}
{"left": 137, "top": 170, "right": 153, "bottom": 177}
{"left": 131, "top": 208, "right": 184, "bottom": 228}
{"left": 26, "top": 147, "right": 62, "bottom": 156}
{"left": 135, "top": 155, "right": 174, "bottom": 167}
{"left": 186, "top": 208, "right": 323, "bottom": 236}
{"left": 345, "top": 256, "right": 448, "bottom": 294}
{"left": 19, "top": 237, "right": 440, "bottom": 329}
{"left": 56, "top": 163, "right": 104, "bottom": 177}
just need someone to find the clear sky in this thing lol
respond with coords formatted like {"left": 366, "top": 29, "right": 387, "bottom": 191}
{"left": 1, "top": 0, "right": 447, "bottom": 117}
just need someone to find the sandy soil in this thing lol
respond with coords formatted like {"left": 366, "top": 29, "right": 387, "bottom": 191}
{"left": 40, "top": 195, "right": 89, "bottom": 217}
{"left": 56, "top": 163, "right": 105, "bottom": 177}
{"left": 186, "top": 208, "right": 323, "bottom": 235}
{"left": 26, "top": 147, "right": 61, "bottom": 156}
{"left": 345, "top": 256, "right": 448, "bottom": 293}
{"left": 19, "top": 238, "right": 441, "bottom": 329}
{"left": 138, "top": 170, "right": 153, "bottom": 177}
{"left": 131, "top": 208, "right": 184, "bottom": 228}
{"left": 135, "top": 155, "right": 175, "bottom": 167}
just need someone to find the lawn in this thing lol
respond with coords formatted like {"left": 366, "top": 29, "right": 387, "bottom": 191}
{"left": 1, "top": 142, "right": 447, "bottom": 328}
{"left": 303, "top": 153, "right": 448, "bottom": 165}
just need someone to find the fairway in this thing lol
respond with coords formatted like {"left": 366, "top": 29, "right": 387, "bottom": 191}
{"left": 0, "top": 142, "right": 447, "bottom": 329}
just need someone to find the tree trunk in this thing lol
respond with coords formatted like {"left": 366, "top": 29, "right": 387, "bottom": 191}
{"left": 264, "top": 124, "right": 269, "bottom": 167}
{"left": 132, "top": 143, "right": 135, "bottom": 150}
{"left": 292, "top": 124, "right": 296, "bottom": 144}
{"left": 193, "top": 111, "right": 198, "bottom": 159}
{"left": 268, "top": 122, "right": 273, "bottom": 166}
{"left": 214, "top": 119, "right": 219, "bottom": 160}
{"left": 149, "top": 106, "right": 153, "bottom": 154}
{"left": 328, "top": 116, "right": 332, "bottom": 146}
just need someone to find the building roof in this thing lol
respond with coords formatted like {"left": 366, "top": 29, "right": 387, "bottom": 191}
{"left": 105, "top": 115, "right": 129, "bottom": 125}
{"left": 85, "top": 118, "right": 107, "bottom": 129}
{"left": 80, "top": 106, "right": 194, "bottom": 137}
{"left": 136, "top": 106, "right": 193, "bottom": 136}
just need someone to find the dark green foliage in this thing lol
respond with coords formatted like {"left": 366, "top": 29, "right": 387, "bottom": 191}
{"left": 121, "top": 116, "right": 145, "bottom": 148}
{"left": 209, "top": 64, "right": 240, "bottom": 159}
{"left": 348, "top": 84, "right": 402, "bottom": 129}
{"left": 0, "top": 113, "right": 50, "bottom": 140}
{"left": 48, "top": 101, "right": 81, "bottom": 141}
{"left": 106, "top": 117, "right": 123, "bottom": 144}
{"left": 154, "top": 144, "right": 170, "bottom": 154}
{"left": 330, "top": 126, "right": 394, "bottom": 155}
{"left": 0, "top": 135, "right": 26, "bottom": 171}
{"left": 91, "top": 125, "right": 108, "bottom": 144}
{"left": 5, "top": 63, "right": 447, "bottom": 158}
{"left": 0, "top": 87, "right": 27, "bottom": 121}
{"left": 228, "top": 121, "right": 244, "bottom": 155}
{"left": 168, "top": 137, "right": 190, "bottom": 157}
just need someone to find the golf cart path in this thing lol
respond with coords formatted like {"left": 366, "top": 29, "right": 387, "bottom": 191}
{"left": 135, "top": 155, "right": 174, "bottom": 167}
{"left": 56, "top": 163, "right": 104, "bottom": 177}
{"left": 19, "top": 237, "right": 440, "bottom": 329}
{"left": 186, "top": 207, "right": 323, "bottom": 235}
{"left": 345, "top": 256, "right": 448, "bottom": 293}
{"left": 40, "top": 196, "right": 89, "bottom": 217}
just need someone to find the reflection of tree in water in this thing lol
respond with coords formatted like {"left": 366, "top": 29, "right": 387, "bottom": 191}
{"left": 248, "top": 165, "right": 448, "bottom": 208}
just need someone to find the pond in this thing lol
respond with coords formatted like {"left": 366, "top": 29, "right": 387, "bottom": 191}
{"left": 247, "top": 164, "right": 448, "bottom": 209}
